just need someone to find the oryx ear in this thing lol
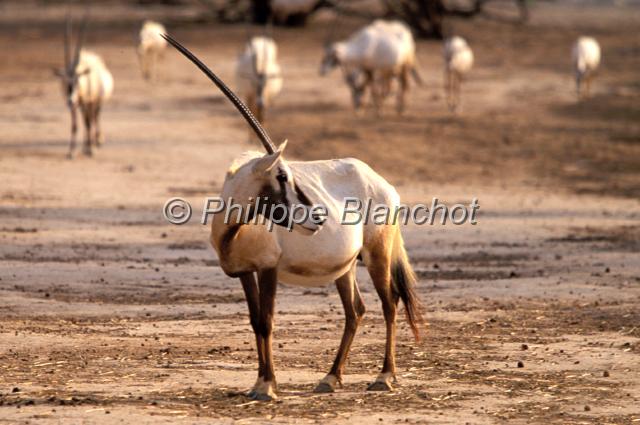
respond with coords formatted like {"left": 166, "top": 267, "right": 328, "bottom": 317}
{"left": 252, "top": 149, "right": 283, "bottom": 174}
{"left": 277, "top": 139, "right": 287, "bottom": 153}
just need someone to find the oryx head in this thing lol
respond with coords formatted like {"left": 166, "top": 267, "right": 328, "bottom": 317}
{"left": 319, "top": 42, "right": 341, "bottom": 76}
{"left": 163, "top": 34, "right": 323, "bottom": 234}
{"left": 54, "top": 9, "right": 89, "bottom": 109}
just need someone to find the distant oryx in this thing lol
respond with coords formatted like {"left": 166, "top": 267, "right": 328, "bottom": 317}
{"left": 162, "top": 34, "right": 423, "bottom": 401}
{"left": 236, "top": 36, "right": 283, "bottom": 124}
{"left": 138, "top": 20, "right": 167, "bottom": 81}
{"left": 54, "top": 12, "right": 113, "bottom": 158}
{"left": 443, "top": 36, "right": 474, "bottom": 112}
{"left": 572, "top": 36, "right": 601, "bottom": 100}
{"left": 320, "top": 20, "right": 421, "bottom": 115}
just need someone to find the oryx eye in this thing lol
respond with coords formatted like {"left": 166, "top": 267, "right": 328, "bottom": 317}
{"left": 276, "top": 173, "right": 288, "bottom": 183}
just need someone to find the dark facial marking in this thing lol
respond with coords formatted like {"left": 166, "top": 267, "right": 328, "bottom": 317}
{"left": 258, "top": 179, "right": 289, "bottom": 226}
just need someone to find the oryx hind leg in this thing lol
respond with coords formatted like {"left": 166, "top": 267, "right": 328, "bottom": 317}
{"left": 396, "top": 66, "right": 409, "bottom": 115}
{"left": 314, "top": 264, "right": 365, "bottom": 393}
{"left": 363, "top": 233, "right": 398, "bottom": 391}
{"left": 93, "top": 102, "right": 103, "bottom": 147}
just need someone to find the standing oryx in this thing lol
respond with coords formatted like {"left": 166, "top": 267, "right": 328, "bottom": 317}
{"left": 54, "top": 13, "right": 113, "bottom": 158}
{"left": 320, "top": 20, "right": 420, "bottom": 115}
{"left": 138, "top": 20, "right": 167, "bottom": 81}
{"left": 236, "top": 36, "right": 283, "bottom": 124}
{"left": 572, "top": 36, "right": 601, "bottom": 100}
{"left": 443, "top": 36, "right": 474, "bottom": 113}
{"left": 162, "top": 34, "right": 423, "bottom": 401}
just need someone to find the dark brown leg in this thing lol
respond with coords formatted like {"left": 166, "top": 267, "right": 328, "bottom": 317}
{"left": 67, "top": 104, "right": 78, "bottom": 159}
{"left": 576, "top": 74, "right": 582, "bottom": 100}
{"left": 240, "top": 272, "right": 266, "bottom": 397}
{"left": 365, "top": 246, "right": 398, "bottom": 391}
{"left": 453, "top": 73, "right": 461, "bottom": 113}
{"left": 396, "top": 66, "right": 409, "bottom": 115}
{"left": 357, "top": 70, "right": 374, "bottom": 115}
{"left": 93, "top": 103, "right": 102, "bottom": 147}
{"left": 255, "top": 104, "right": 265, "bottom": 124}
{"left": 314, "top": 264, "right": 365, "bottom": 393}
{"left": 81, "top": 104, "right": 93, "bottom": 156}
{"left": 251, "top": 268, "right": 278, "bottom": 400}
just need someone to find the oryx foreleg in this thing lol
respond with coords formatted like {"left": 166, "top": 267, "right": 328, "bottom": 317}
{"left": 445, "top": 69, "right": 452, "bottom": 111}
{"left": 366, "top": 243, "right": 398, "bottom": 391}
{"left": 314, "top": 264, "right": 365, "bottom": 393}
{"left": 453, "top": 72, "right": 461, "bottom": 113}
{"left": 67, "top": 104, "right": 79, "bottom": 159}
{"left": 246, "top": 268, "right": 277, "bottom": 400}
{"left": 240, "top": 273, "right": 266, "bottom": 396}
{"left": 81, "top": 103, "right": 94, "bottom": 156}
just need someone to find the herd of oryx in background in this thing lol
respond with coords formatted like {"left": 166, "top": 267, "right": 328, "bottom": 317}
{"left": 55, "top": 12, "right": 602, "bottom": 159}
{"left": 48, "top": 8, "right": 602, "bottom": 402}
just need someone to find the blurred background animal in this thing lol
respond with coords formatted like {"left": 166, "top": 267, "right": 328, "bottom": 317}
{"left": 138, "top": 20, "right": 167, "bottom": 81}
{"left": 443, "top": 36, "right": 473, "bottom": 112}
{"left": 53, "top": 12, "right": 113, "bottom": 158}
{"left": 235, "top": 36, "right": 283, "bottom": 124}
{"left": 320, "top": 20, "right": 420, "bottom": 115}
{"left": 572, "top": 36, "right": 601, "bottom": 99}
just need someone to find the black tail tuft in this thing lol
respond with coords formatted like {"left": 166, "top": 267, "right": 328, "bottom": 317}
{"left": 391, "top": 254, "right": 424, "bottom": 341}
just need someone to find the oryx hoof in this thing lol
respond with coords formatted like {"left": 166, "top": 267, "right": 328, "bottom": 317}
{"left": 248, "top": 379, "right": 277, "bottom": 401}
{"left": 314, "top": 374, "right": 340, "bottom": 393}
{"left": 67, "top": 151, "right": 76, "bottom": 160}
{"left": 313, "top": 382, "right": 335, "bottom": 393}
{"left": 248, "top": 391, "right": 275, "bottom": 401}
{"left": 367, "top": 380, "right": 393, "bottom": 391}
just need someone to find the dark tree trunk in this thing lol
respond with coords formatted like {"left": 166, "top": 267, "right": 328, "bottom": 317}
{"left": 251, "top": 0, "right": 271, "bottom": 24}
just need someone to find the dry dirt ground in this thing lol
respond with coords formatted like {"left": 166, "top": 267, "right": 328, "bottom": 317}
{"left": 1, "top": 1, "right": 639, "bottom": 424}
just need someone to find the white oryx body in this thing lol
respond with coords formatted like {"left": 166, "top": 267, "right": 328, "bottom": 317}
{"left": 164, "top": 34, "right": 423, "bottom": 402}
{"left": 321, "top": 20, "right": 419, "bottom": 114}
{"left": 235, "top": 36, "right": 283, "bottom": 123}
{"left": 572, "top": 36, "right": 600, "bottom": 99}
{"left": 443, "top": 36, "right": 473, "bottom": 112}
{"left": 70, "top": 50, "right": 114, "bottom": 105}
{"left": 138, "top": 20, "right": 167, "bottom": 80}
{"left": 55, "top": 11, "right": 114, "bottom": 158}
{"left": 211, "top": 153, "right": 399, "bottom": 287}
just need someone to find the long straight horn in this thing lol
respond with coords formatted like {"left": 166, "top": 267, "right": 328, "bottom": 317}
{"left": 64, "top": 11, "right": 71, "bottom": 70}
{"left": 161, "top": 34, "right": 276, "bottom": 154}
{"left": 72, "top": 5, "right": 90, "bottom": 69}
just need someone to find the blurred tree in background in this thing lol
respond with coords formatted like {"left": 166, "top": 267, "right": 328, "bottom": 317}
{"left": 88, "top": 0, "right": 528, "bottom": 38}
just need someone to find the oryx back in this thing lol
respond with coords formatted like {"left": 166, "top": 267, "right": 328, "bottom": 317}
{"left": 74, "top": 50, "right": 113, "bottom": 106}
{"left": 444, "top": 36, "right": 473, "bottom": 75}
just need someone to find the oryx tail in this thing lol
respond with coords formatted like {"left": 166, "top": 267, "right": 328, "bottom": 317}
{"left": 391, "top": 229, "right": 423, "bottom": 341}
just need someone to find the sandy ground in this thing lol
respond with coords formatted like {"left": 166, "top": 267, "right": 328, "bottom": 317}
{"left": 1, "top": 1, "right": 639, "bottom": 423}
